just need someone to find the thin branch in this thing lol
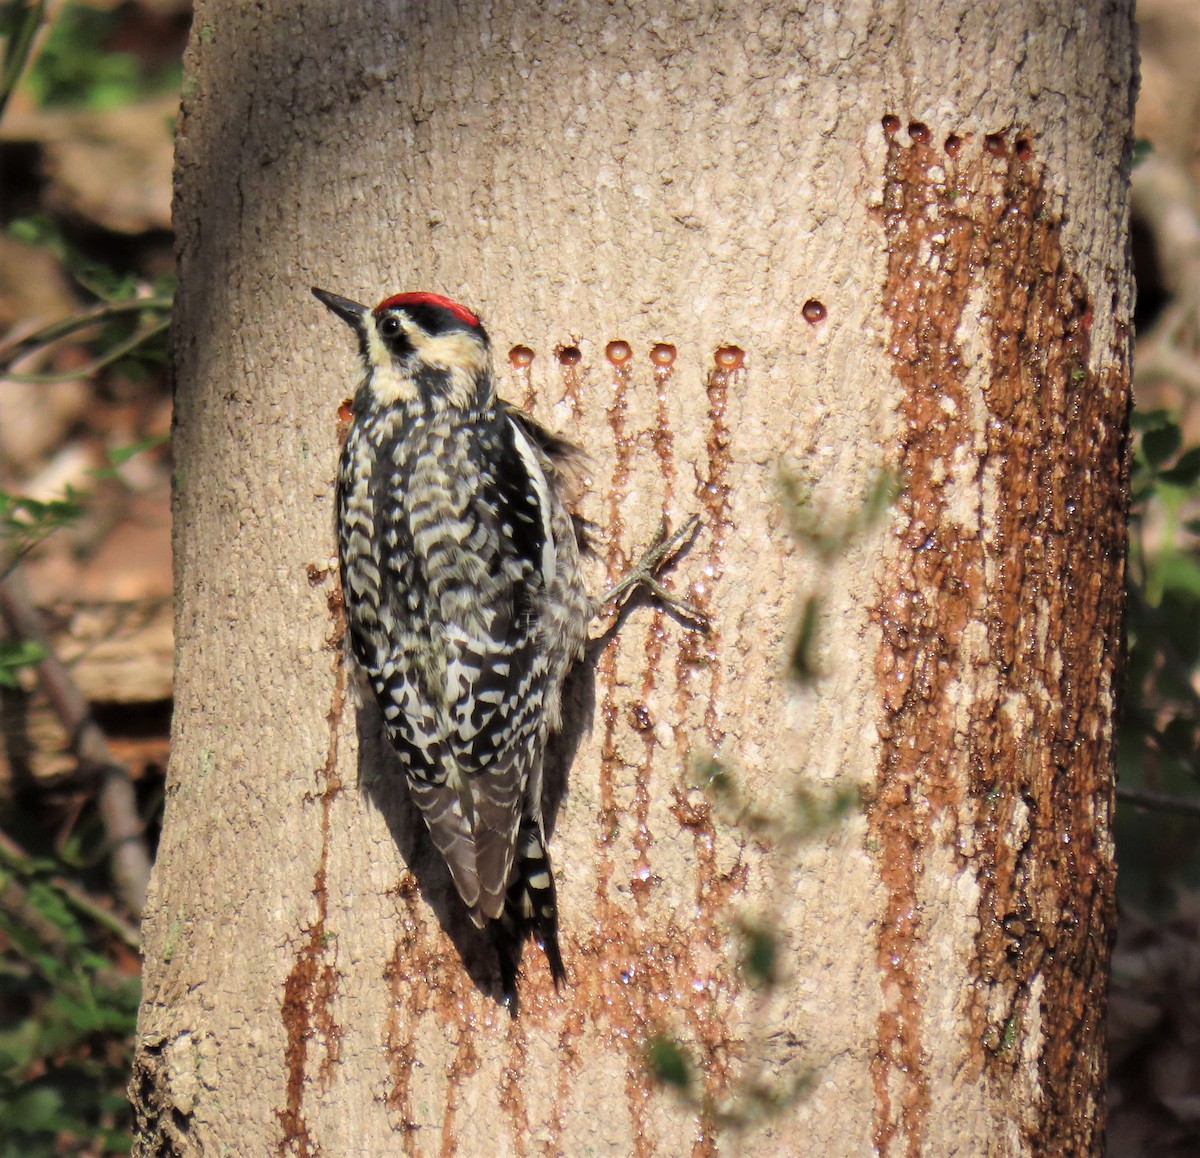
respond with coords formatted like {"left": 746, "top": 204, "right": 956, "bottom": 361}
{"left": 2, "top": 317, "right": 171, "bottom": 385}
{"left": 0, "top": 566, "right": 152, "bottom": 916}
{"left": 1116, "top": 785, "right": 1200, "bottom": 820}
{"left": 0, "top": 295, "right": 173, "bottom": 376}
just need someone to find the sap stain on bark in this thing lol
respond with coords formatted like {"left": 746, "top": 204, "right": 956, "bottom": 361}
{"left": 377, "top": 340, "right": 741, "bottom": 1154}
{"left": 870, "top": 125, "right": 1125, "bottom": 1157}
{"left": 966, "top": 145, "right": 1122, "bottom": 1158}
{"left": 649, "top": 343, "right": 679, "bottom": 508}
{"left": 596, "top": 340, "right": 636, "bottom": 855}
{"left": 627, "top": 342, "right": 683, "bottom": 905}
{"left": 578, "top": 341, "right": 745, "bottom": 1158}
{"left": 278, "top": 584, "right": 348, "bottom": 1156}
{"left": 382, "top": 870, "right": 485, "bottom": 1152}
{"left": 675, "top": 346, "right": 740, "bottom": 750}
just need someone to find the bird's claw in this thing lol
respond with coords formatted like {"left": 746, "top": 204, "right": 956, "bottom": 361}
{"left": 599, "top": 515, "right": 709, "bottom": 629}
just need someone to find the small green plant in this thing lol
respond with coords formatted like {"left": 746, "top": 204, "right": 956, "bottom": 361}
{"left": 778, "top": 469, "right": 896, "bottom": 682}
{"left": 2, "top": 217, "right": 173, "bottom": 387}
{"left": 0, "top": 491, "right": 83, "bottom": 574}
{"left": 645, "top": 1028, "right": 814, "bottom": 1131}
{"left": 0, "top": 838, "right": 139, "bottom": 1156}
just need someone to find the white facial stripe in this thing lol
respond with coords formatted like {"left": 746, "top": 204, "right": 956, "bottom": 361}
{"left": 362, "top": 322, "right": 418, "bottom": 405}
{"left": 403, "top": 324, "right": 489, "bottom": 377}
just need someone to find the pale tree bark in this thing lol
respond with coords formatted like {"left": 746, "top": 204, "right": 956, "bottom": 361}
{"left": 132, "top": 1, "right": 1135, "bottom": 1155}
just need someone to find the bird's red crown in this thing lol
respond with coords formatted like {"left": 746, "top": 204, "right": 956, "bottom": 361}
{"left": 373, "top": 292, "right": 480, "bottom": 329}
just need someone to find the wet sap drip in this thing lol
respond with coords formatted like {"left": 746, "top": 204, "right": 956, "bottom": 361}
{"left": 629, "top": 342, "right": 680, "bottom": 902}
{"left": 605, "top": 339, "right": 632, "bottom": 365}
{"left": 562, "top": 338, "right": 740, "bottom": 1157}
{"left": 595, "top": 340, "right": 635, "bottom": 949}
{"left": 556, "top": 355, "right": 585, "bottom": 422}
{"left": 558, "top": 345, "right": 584, "bottom": 424}
{"left": 507, "top": 344, "right": 537, "bottom": 412}
{"left": 802, "top": 299, "right": 827, "bottom": 324}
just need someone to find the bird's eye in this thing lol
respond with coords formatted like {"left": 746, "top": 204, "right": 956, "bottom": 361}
{"left": 379, "top": 315, "right": 402, "bottom": 339}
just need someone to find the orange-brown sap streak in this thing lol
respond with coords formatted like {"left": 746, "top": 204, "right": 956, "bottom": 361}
{"left": 508, "top": 344, "right": 537, "bottom": 412}
{"left": 692, "top": 348, "right": 740, "bottom": 752}
{"left": 628, "top": 346, "right": 679, "bottom": 905}
{"left": 870, "top": 122, "right": 969, "bottom": 1158}
{"left": 499, "top": 1027, "right": 530, "bottom": 1158}
{"left": 278, "top": 586, "right": 347, "bottom": 1157}
{"left": 596, "top": 343, "right": 635, "bottom": 884}
{"left": 381, "top": 872, "right": 481, "bottom": 1151}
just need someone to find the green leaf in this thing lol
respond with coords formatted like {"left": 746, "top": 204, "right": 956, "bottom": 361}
{"left": 87, "top": 433, "right": 170, "bottom": 480}
{"left": 645, "top": 1035, "right": 691, "bottom": 1090}
{"left": 0, "top": 1084, "right": 63, "bottom": 1132}
{"left": 0, "top": 639, "right": 44, "bottom": 686}
{"left": 0, "top": 488, "right": 84, "bottom": 569}
{"left": 740, "top": 923, "right": 778, "bottom": 988}
{"left": 1158, "top": 446, "right": 1200, "bottom": 486}
{"left": 1154, "top": 551, "right": 1200, "bottom": 599}
{"left": 23, "top": 2, "right": 177, "bottom": 110}
{"left": 5, "top": 213, "right": 64, "bottom": 257}
{"left": 1141, "top": 422, "right": 1183, "bottom": 469}
{"left": 1130, "top": 407, "right": 1173, "bottom": 432}
{"left": 1130, "top": 478, "right": 1157, "bottom": 507}
{"left": 788, "top": 596, "right": 822, "bottom": 683}
{"left": 0, "top": 0, "right": 46, "bottom": 122}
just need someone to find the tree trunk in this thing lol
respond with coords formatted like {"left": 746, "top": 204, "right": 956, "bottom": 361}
{"left": 132, "top": 2, "right": 1135, "bottom": 1154}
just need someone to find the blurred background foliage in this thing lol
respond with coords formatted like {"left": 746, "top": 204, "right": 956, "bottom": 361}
{"left": 1, "top": 1, "right": 183, "bottom": 1152}
{"left": 21, "top": 1, "right": 179, "bottom": 109}
{"left": 1, "top": 1, "right": 1200, "bottom": 1154}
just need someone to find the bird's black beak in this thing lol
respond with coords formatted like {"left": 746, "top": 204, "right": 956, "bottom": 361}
{"left": 312, "top": 287, "right": 370, "bottom": 330}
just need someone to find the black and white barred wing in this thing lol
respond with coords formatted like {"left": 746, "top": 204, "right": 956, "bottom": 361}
{"left": 399, "top": 413, "right": 559, "bottom": 924}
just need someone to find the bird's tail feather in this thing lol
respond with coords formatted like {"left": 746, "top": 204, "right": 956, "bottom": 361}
{"left": 490, "top": 817, "right": 565, "bottom": 1013}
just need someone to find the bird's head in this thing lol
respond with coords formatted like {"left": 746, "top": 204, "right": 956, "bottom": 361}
{"left": 312, "top": 287, "right": 493, "bottom": 410}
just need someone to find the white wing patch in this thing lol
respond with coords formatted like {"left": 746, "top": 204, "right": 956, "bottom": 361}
{"left": 506, "top": 415, "right": 556, "bottom": 588}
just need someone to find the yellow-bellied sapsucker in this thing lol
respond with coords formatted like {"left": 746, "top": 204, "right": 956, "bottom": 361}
{"left": 313, "top": 286, "right": 698, "bottom": 1009}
